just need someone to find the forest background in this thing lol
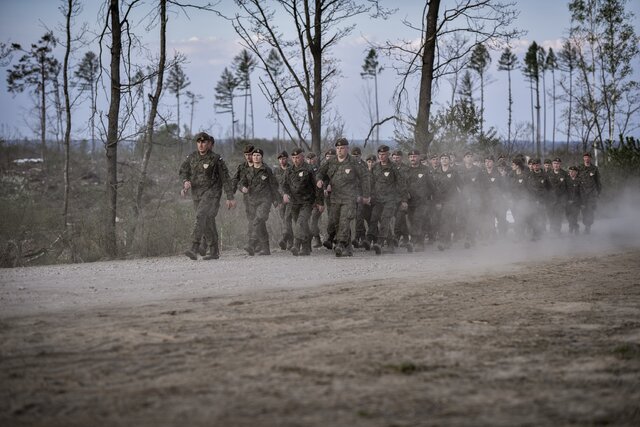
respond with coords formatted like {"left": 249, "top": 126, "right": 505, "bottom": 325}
{"left": 0, "top": 0, "right": 639, "bottom": 267}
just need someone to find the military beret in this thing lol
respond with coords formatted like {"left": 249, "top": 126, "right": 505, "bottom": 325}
{"left": 291, "top": 148, "right": 304, "bottom": 156}
{"left": 408, "top": 149, "right": 421, "bottom": 156}
{"left": 583, "top": 152, "right": 592, "bottom": 157}
{"left": 306, "top": 152, "right": 317, "bottom": 159}
{"left": 485, "top": 155, "right": 495, "bottom": 161}
{"left": 377, "top": 145, "right": 390, "bottom": 153}
{"left": 277, "top": 150, "right": 289, "bottom": 159}
{"left": 430, "top": 154, "right": 438, "bottom": 160}
{"left": 527, "top": 158, "right": 534, "bottom": 164}
{"left": 544, "top": 159, "right": 552, "bottom": 164}
{"left": 335, "top": 137, "right": 349, "bottom": 147}
{"left": 366, "top": 154, "right": 377, "bottom": 162}
{"left": 440, "top": 152, "right": 450, "bottom": 159}
{"left": 531, "top": 158, "right": 541, "bottom": 164}
{"left": 392, "top": 150, "right": 403, "bottom": 156}
{"left": 497, "top": 160, "right": 507, "bottom": 168}
{"left": 351, "top": 147, "right": 362, "bottom": 155}
{"left": 464, "top": 151, "right": 473, "bottom": 157}
{"left": 553, "top": 157, "right": 562, "bottom": 162}
{"left": 568, "top": 165, "right": 579, "bottom": 171}
{"left": 252, "top": 148, "right": 264, "bottom": 156}
{"left": 243, "top": 144, "right": 255, "bottom": 154}
{"left": 195, "top": 132, "right": 213, "bottom": 142}
{"left": 325, "top": 148, "right": 336, "bottom": 156}
{"left": 497, "top": 154, "right": 506, "bottom": 160}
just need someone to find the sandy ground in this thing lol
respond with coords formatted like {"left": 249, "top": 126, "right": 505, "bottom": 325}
{"left": 1, "top": 216, "right": 640, "bottom": 426}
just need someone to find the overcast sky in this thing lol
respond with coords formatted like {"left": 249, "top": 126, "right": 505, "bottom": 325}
{"left": 1, "top": 0, "right": 639, "bottom": 146}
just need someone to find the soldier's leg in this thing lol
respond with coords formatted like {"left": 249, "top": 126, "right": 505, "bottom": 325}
{"left": 324, "top": 203, "right": 338, "bottom": 249}
{"left": 354, "top": 202, "right": 366, "bottom": 245}
{"left": 582, "top": 196, "right": 596, "bottom": 232}
{"left": 297, "top": 204, "right": 313, "bottom": 255}
{"left": 254, "top": 200, "right": 272, "bottom": 255}
{"left": 310, "top": 206, "right": 322, "bottom": 247}
{"left": 380, "top": 202, "right": 398, "bottom": 253}
{"left": 408, "top": 203, "right": 425, "bottom": 251}
{"left": 244, "top": 200, "right": 259, "bottom": 255}
{"left": 185, "top": 198, "right": 203, "bottom": 259}
{"left": 334, "top": 202, "right": 356, "bottom": 256}
{"left": 367, "top": 203, "right": 382, "bottom": 244}
{"left": 438, "top": 201, "right": 455, "bottom": 249}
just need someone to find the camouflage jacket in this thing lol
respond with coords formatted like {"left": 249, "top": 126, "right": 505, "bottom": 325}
{"left": 546, "top": 169, "right": 568, "bottom": 203}
{"left": 566, "top": 176, "right": 582, "bottom": 206}
{"left": 578, "top": 164, "right": 601, "bottom": 198}
{"left": 282, "top": 163, "right": 324, "bottom": 206}
{"left": 508, "top": 170, "right": 529, "bottom": 202}
{"left": 316, "top": 154, "right": 371, "bottom": 204}
{"left": 526, "top": 170, "right": 550, "bottom": 202}
{"left": 241, "top": 163, "right": 281, "bottom": 204}
{"left": 432, "top": 167, "right": 462, "bottom": 203}
{"left": 179, "top": 150, "right": 234, "bottom": 200}
{"left": 405, "top": 164, "right": 434, "bottom": 206}
{"left": 231, "top": 161, "right": 253, "bottom": 195}
{"left": 370, "top": 162, "right": 408, "bottom": 204}
{"left": 274, "top": 164, "right": 290, "bottom": 190}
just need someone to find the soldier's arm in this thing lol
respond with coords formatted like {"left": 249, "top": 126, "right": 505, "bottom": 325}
{"left": 219, "top": 158, "right": 235, "bottom": 200}
{"left": 178, "top": 155, "right": 191, "bottom": 183}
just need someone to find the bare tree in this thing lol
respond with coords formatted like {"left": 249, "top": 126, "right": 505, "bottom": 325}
{"left": 468, "top": 42, "right": 491, "bottom": 137}
{"left": 232, "top": 0, "right": 388, "bottom": 155}
{"left": 497, "top": 46, "right": 517, "bottom": 146}
{"left": 361, "top": 48, "right": 383, "bottom": 144}
{"left": 185, "top": 90, "right": 203, "bottom": 136}
{"left": 558, "top": 39, "right": 578, "bottom": 152}
{"left": 233, "top": 49, "right": 257, "bottom": 140}
{"left": 75, "top": 51, "right": 99, "bottom": 155}
{"left": 165, "top": 60, "right": 190, "bottom": 155}
{"left": 380, "top": 0, "right": 521, "bottom": 153}
{"left": 214, "top": 67, "right": 239, "bottom": 142}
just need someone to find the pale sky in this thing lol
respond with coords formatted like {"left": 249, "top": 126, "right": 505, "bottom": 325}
{"left": 1, "top": 0, "right": 639, "bottom": 145}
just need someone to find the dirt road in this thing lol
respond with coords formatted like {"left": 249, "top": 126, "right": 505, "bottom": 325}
{"left": 1, "top": 220, "right": 639, "bottom": 426}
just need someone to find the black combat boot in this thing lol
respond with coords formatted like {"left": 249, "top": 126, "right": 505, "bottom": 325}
{"left": 322, "top": 238, "right": 333, "bottom": 250}
{"left": 300, "top": 240, "right": 311, "bottom": 256}
{"left": 203, "top": 243, "right": 220, "bottom": 260}
{"left": 278, "top": 239, "right": 287, "bottom": 250}
{"left": 290, "top": 239, "right": 301, "bottom": 256}
{"left": 185, "top": 243, "right": 199, "bottom": 260}
{"left": 198, "top": 238, "right": 207, "bottom": 256}
{"left": 361, "top": 239, "right": 371, "bottom": 251}
{"left": 312, "top": 235, "right": 322, "bottom": 248}
{"left": 244, "top": 240, "right": 256, "bottom": 256}
{"left": 334, "top": 243, "right": 344, "bottom": 257}
{"left": 257, "top": 242, "right": 271, "bottom": 255}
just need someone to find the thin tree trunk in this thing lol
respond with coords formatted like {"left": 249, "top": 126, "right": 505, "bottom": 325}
{"left": 529, "top": 80, "right": 535, "bottom": 151}
{"left": 542, "top": 71, "right": 546, "bottom": 155}
{"left": 374, "top": 71, "right": 379, "bottom": 144}
{"left": 131, "top": 0, "right": 167, "bottom": 250}
{"left": 250, "top": 86, "right": 255, "bottom": 139}
{"left": 566, "top": 68, "right": 573, "bottom": 152}
{"left": 105, "top": 0, "right": 122, "bottom": 257}
{"left": 63, "top": 0, "right": 72, "bottom": 231}
{"left": 535, "top": 76, "right": 541, "bottom": 158}
{"left": 551, "top": 69, "right": 556, "bottom": 153}
{"left": 310, "top": 0, "right": 323, "bottom": 156}
{"left": 40, "top": 68, "right": 47, "bottom": 161}
{"left": 507, "top": 67, "right": 512, "bottom": 146}
{"left": 414, "top": 0, "right": 440, "bottom": 153}
{"left": 243, "top": 86, "right": 248, "bottom": 139}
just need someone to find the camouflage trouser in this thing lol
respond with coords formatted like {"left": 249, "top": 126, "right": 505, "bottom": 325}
{"left": 434, "top": 200, "right": 456, "bottom": 244}
{"left": 407, "top": 202, "right": 427, "bottom": 244}
{"left": 247, "top": 199, "right": 271, "bottom": 248}
{"left": 328, "top": 201, "right": 355, "bottom": 245}
{"left": 566, "top": 201, "right": 580, "bottom": 231}
{"left": 290, "top": 203, "right": 313, "bottom": 243}
{"left": 581, "top": 195, "right": 597, "bottom": 227}
{"left": 354, "top": 202, "right": 367, "bottom": 241}
{"left": 394, "top": 205, "right": 409, "bottom": 240}
{"left": 484, "top": 198, "right": 508, "bottom": 237}
{"left": 191, "top": 190, "right": 221, "bottom": 246}
{"left": 511, "top": 199, "right": 529, "bottom": 239}
{"left": 548, "top": 199, "right": 566, "bottom": 233}
{"left": 310, "top": 205, "right": 322, "bottom": 237}
{"left": 527, "top": 200, "right": 545, "bottom": 239}
{"left": 367, "top": 200, "right": 396, "bottom": 243}
{"left": 422, "top": 199, "right": 437, "bottom": 242}
{"left": 278, "top": 203, "right": 293, "bottom": 243}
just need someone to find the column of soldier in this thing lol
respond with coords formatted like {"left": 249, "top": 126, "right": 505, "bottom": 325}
{"left": 179, "top": 132, "right": 602, "bottom": 260}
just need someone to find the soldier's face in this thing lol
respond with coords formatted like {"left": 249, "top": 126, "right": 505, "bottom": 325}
{"left": 252, "top": 153, "right": 263, "bottom": 165}
{"left": 583, "top": 155, "right": 591, "bottom": 165}
{"left": 409, "top": 154, "right": 420, "bottom": 166}
{"left": 292, "top": 154, "right": 304, "bottom": 167}
{"left": 196, "top": 140, "right": 212, "bottom": 155}
{"left": 569, "top": 169, "right": 578, "bottom": 178}
{"left": 244, "top": 152, "right": 253, "bottom": 163}
{"left": 440, "top": 156, "right": 449, "bottom": 167}
{"left": 378, "top": 151, "right": 389, "bottom": 163}
{"left": 336, "top": 145, "right": 348, "bottom": 159}
{"left": 532, "top": 163, "right": 541, "bottom": 172}
{"left": 392, "top": 154, "right": 402, "bottom": 164}
{"left": 464, "top": 154, "right": 473, "bottom": 165}
{"left": 367, "top": 159, "right": 375, "bottom": 169}
{"left": 552, "top": 161, "right": 561, "bottom": 171}
{"left": 279, "top": 157, "right": 288, "bottom": 167}
{"left": 485, "top": 159, "right": 494, "bottom": 169}
{"left": 306, "top": 157, "right": 317, "bottom": 165}
{"left": 430, "top": 158, "right": 438, "bottom": 168}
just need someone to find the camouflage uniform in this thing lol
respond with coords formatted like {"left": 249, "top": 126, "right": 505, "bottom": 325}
{"left": 274, "top": 161, "right": 294, "bottom": 249}
{"left": 546, "top": 166, "right": 568, "bottom": 234}
{"left": 458, "top": 162, "right": 482, "bottom": 244}
{"left": 432, "top": 165, "right": 462, "bottom": 249}
{"left": 368, "top": 159, "right": 408, "bottom": 253}
{"left": 282, "top": 160, "right": 324, "bottom": 255}
{"left": 578, "top": 159, "right": 601, "bottom": 232}
{"left": 405, "top": 162, "right": 434, "bottom": 251}
{"left": 525, "top": 166, "right": 550, "bottom": 240}
{"left": 241, "top": 162, "right": 281, "bottom": 255}
{"left": 232, "top": 160, "right": 254, "bottom": 247}
{"left": 565, "top": 169, "right": 582, "bottom": 234}
{"left": 393, "top": 160, "right": 411, "bottom": 244}
{"left": 316, "top": 148, "right": 370, "bottom": 256}
{"left": 478, "top": 166, "right": 508, "bottom": 237}
{"left": 179, "top": 148, "right": 234, "bottom": 258}
{"left": 508, "top": 168, "right": 529, "bottom": 239}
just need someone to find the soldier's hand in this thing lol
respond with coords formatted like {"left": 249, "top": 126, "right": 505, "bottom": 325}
{"left": 317, "top": 204, "right": 325, "bottom": 213}
{"left": 241, "top": 186, "right": 249, "bottom": 194}
{"left": 400, "top": 202, "right": 408, "bottom": 211}
{"left": 183, "top": 181, "right": 192, "bottom": 191}
{"left": 362, "top": 197, "right": 371, "bottom": 205}
{"left": 180, "top": 188, "right": 187, "bottom": 198}
{"left": 316, "top": 179, "right": 324, "bottom": 189}
{"left": 283, "top": 194, "right": 290, "bottom": 204}
{"left": 225, "top": 200, "right": 236, "bottom": 209}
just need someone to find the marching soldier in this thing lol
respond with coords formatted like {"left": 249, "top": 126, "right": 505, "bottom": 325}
{"left": 566, "top": 165, "right": 582, "bottom": 234}
{"left": 432, "top": 153, "right": 462, "bottom": 251}
{"left": 405, "top": 149, "right": 434, "bottom": 252}
{"left": 546, "top": 157, "right": 568, "bottom": 234}
{"left": 578, "top": 152, "right": 602, "bottom": 234}
{"left": 274, "top": 151, "right": 293, "bottom": 250}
